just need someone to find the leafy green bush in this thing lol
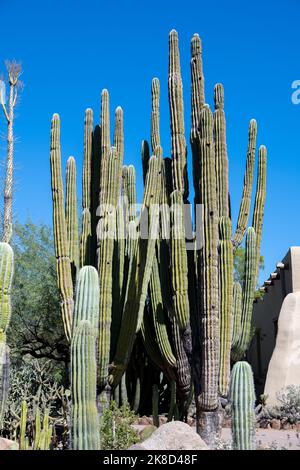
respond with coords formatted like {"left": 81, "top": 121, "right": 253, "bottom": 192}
{"left": 100, "top": 401, "right": 138, "bottom": 450}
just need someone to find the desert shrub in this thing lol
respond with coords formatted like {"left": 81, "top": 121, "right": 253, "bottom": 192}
{"left": 100, "top": 400, "right": 138, "bottom": 450}
{"left": 260, "top": 385, "right": 300, "bottom": 424}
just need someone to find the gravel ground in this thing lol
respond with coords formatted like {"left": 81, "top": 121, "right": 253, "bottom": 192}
{"left": 133, "top": 425, "right": 300, "bottom": 450}
{"left": 221, "top": 427, "right": 300, "bottom": 450}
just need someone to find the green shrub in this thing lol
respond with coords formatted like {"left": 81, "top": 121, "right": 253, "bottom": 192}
{"left": 100, "top": 401, "right": 138, "bottom": 450}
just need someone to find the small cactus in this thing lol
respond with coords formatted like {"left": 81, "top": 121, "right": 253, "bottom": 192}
{"left": 230, "top": 361, "right": 256, "bottom": 450}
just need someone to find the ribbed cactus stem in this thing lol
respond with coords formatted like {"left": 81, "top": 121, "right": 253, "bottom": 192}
{"left": 33, "top": 407, "right": 41, "bottom": 450}
{"left": 82, "top": 108, "right": 93, "bottom": 213}
{"left": 73, "top": 266, "right": 99, "bottom": 334}
{"left": 71, "top": 320, "right": 99, "bottom": 450}
{"left": 170, "top": 190, "right": 190, "bottom": 330}
{"left": 0, "top": 242, "right": 14, "bottom": 332}
{"left": 99, "top": 89, "right": 111, "bottom": 208}
{"left": 197, "top": 105, "right": 219, "bottom": 412}
{"left": 113, "top": 106, "right": 124, "bottom": 188}
{"left": 168, "top": 29, "right": 188, "bottom": 199}
{"left": 150, "top": 254, "right": 177, "bottom": 367}
{"left": 66, "top": 156, "right": 79, "bottom": 271}
{"left": 19, "top": 400, "right": 27, "bottom": 450}
{"left": 97, "top": 146, "right": 121, "bottom": 389}
{"left": 151, "top": 78, "right": 161, "bottom": 152}
{"left": 233, "top": 120, "right": 257, "bottom": 248}
{"left": 252, "top": 145, "right": 267, "bottom": 281}
{"left": 190, "top": 33, "right": 205, "bottom": 208}
{"left": 230, "top": 361, "right": 256, "bottom": 450}
{"left": 190, "top": 33, "right": 205, "bottom": 144}
{"left": 232, "top": 227, "right": 257, "bottom": 361}
{"left": 218, "top": 216, "right": 233, "bottom": 397}
{"left": 231, "top": 281, "right": 242, "bottom": 350}
{"left": 214, "top": 84, "right": 229, "bottom": 218}
{"left": 50, "top": 113, "right": 73, "bottom": 341}
{"left": 81, "top": 108, "right": 93, "bottom": 268}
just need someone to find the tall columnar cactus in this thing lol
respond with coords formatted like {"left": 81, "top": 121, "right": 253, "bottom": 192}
{"left": 230, "top": 361, "right": 256, "bottom": 450}
{"left": 0, "top": 242, "right": 14, "bottom": 427}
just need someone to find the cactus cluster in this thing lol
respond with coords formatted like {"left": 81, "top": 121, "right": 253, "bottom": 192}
{"left": 50, "top": 28, "right": 267, "bottom": 444}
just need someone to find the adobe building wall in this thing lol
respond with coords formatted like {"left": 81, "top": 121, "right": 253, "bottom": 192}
{"left": 248, "top": 247, "right": 300, "bottom": 398}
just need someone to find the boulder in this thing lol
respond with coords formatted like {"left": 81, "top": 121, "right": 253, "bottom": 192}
{"left": 130, "top": 421, "right": 209, "bottom": 450}
{"left": 0, "top": 438, "right": 18, "bottom": 450}
{"left": 264, "top": 292, "right": 300, "bottom": 407}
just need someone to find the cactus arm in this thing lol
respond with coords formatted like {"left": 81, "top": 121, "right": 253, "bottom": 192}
{"left": 19, "top": 400, "right": 27, "bottom": 450}
{"left": 231, "top": 281, "right": 242, "bottom": 350}
{"left": 230, "top": 361, "right": 256, "bottom": 450}
{"left": 214, "top": 84, "right": 229, "bottom": 218}
{"left": 151, "top": 78, "right": 161, "bottom": 152}
{"left": 97, "top": 146, "right": 121, "bottom": 389}
{"left": 150, "top": 254, "right": 176, "bottom": 367}
{"left": 66, "top": 156, "right": 79, "bottom": 273}
{"left": 0, "top": 242, "right": 14, "bottom": 332}
{"left": 232, "top": 227, "right": 257, "bottom": 361}
{"left": 190, "top": 33, "right": 205, "bottom": 208}
{"left": 252, "top": 145, "right": 267, "bottom": 281}
{"left": 80, "top": 108, "right": 93, "bottom": 267}
{"left": 168, "top": 29, "right": 188, "bottom": 199}
{"left": 232, "top": 120, "right": 257, "bottom": 248}
{"left": 218, "top": 216, "right": 234, "bottom": 397}
{"left": 50, "top": 114, "right": 73, "bottom": 341}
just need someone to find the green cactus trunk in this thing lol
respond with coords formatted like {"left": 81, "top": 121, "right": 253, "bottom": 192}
{"left": 230, "top": 361, "right": 256, "bottom": 450}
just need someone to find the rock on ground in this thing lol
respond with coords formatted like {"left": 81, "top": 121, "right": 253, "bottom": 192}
{"left": 0, "top": 438, "right": 18, "bottom": 450}
{"left": 130, "top": 421, "right": 209, "bottom": 450}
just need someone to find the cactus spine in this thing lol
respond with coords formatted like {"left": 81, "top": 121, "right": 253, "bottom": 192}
{"left": 230, "top": 361, "right": 256, "bottom": 450}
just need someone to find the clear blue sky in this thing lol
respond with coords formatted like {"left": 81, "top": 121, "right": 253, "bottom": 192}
{"left": 0, "top": 0, "right": 299, "bottom": 283}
